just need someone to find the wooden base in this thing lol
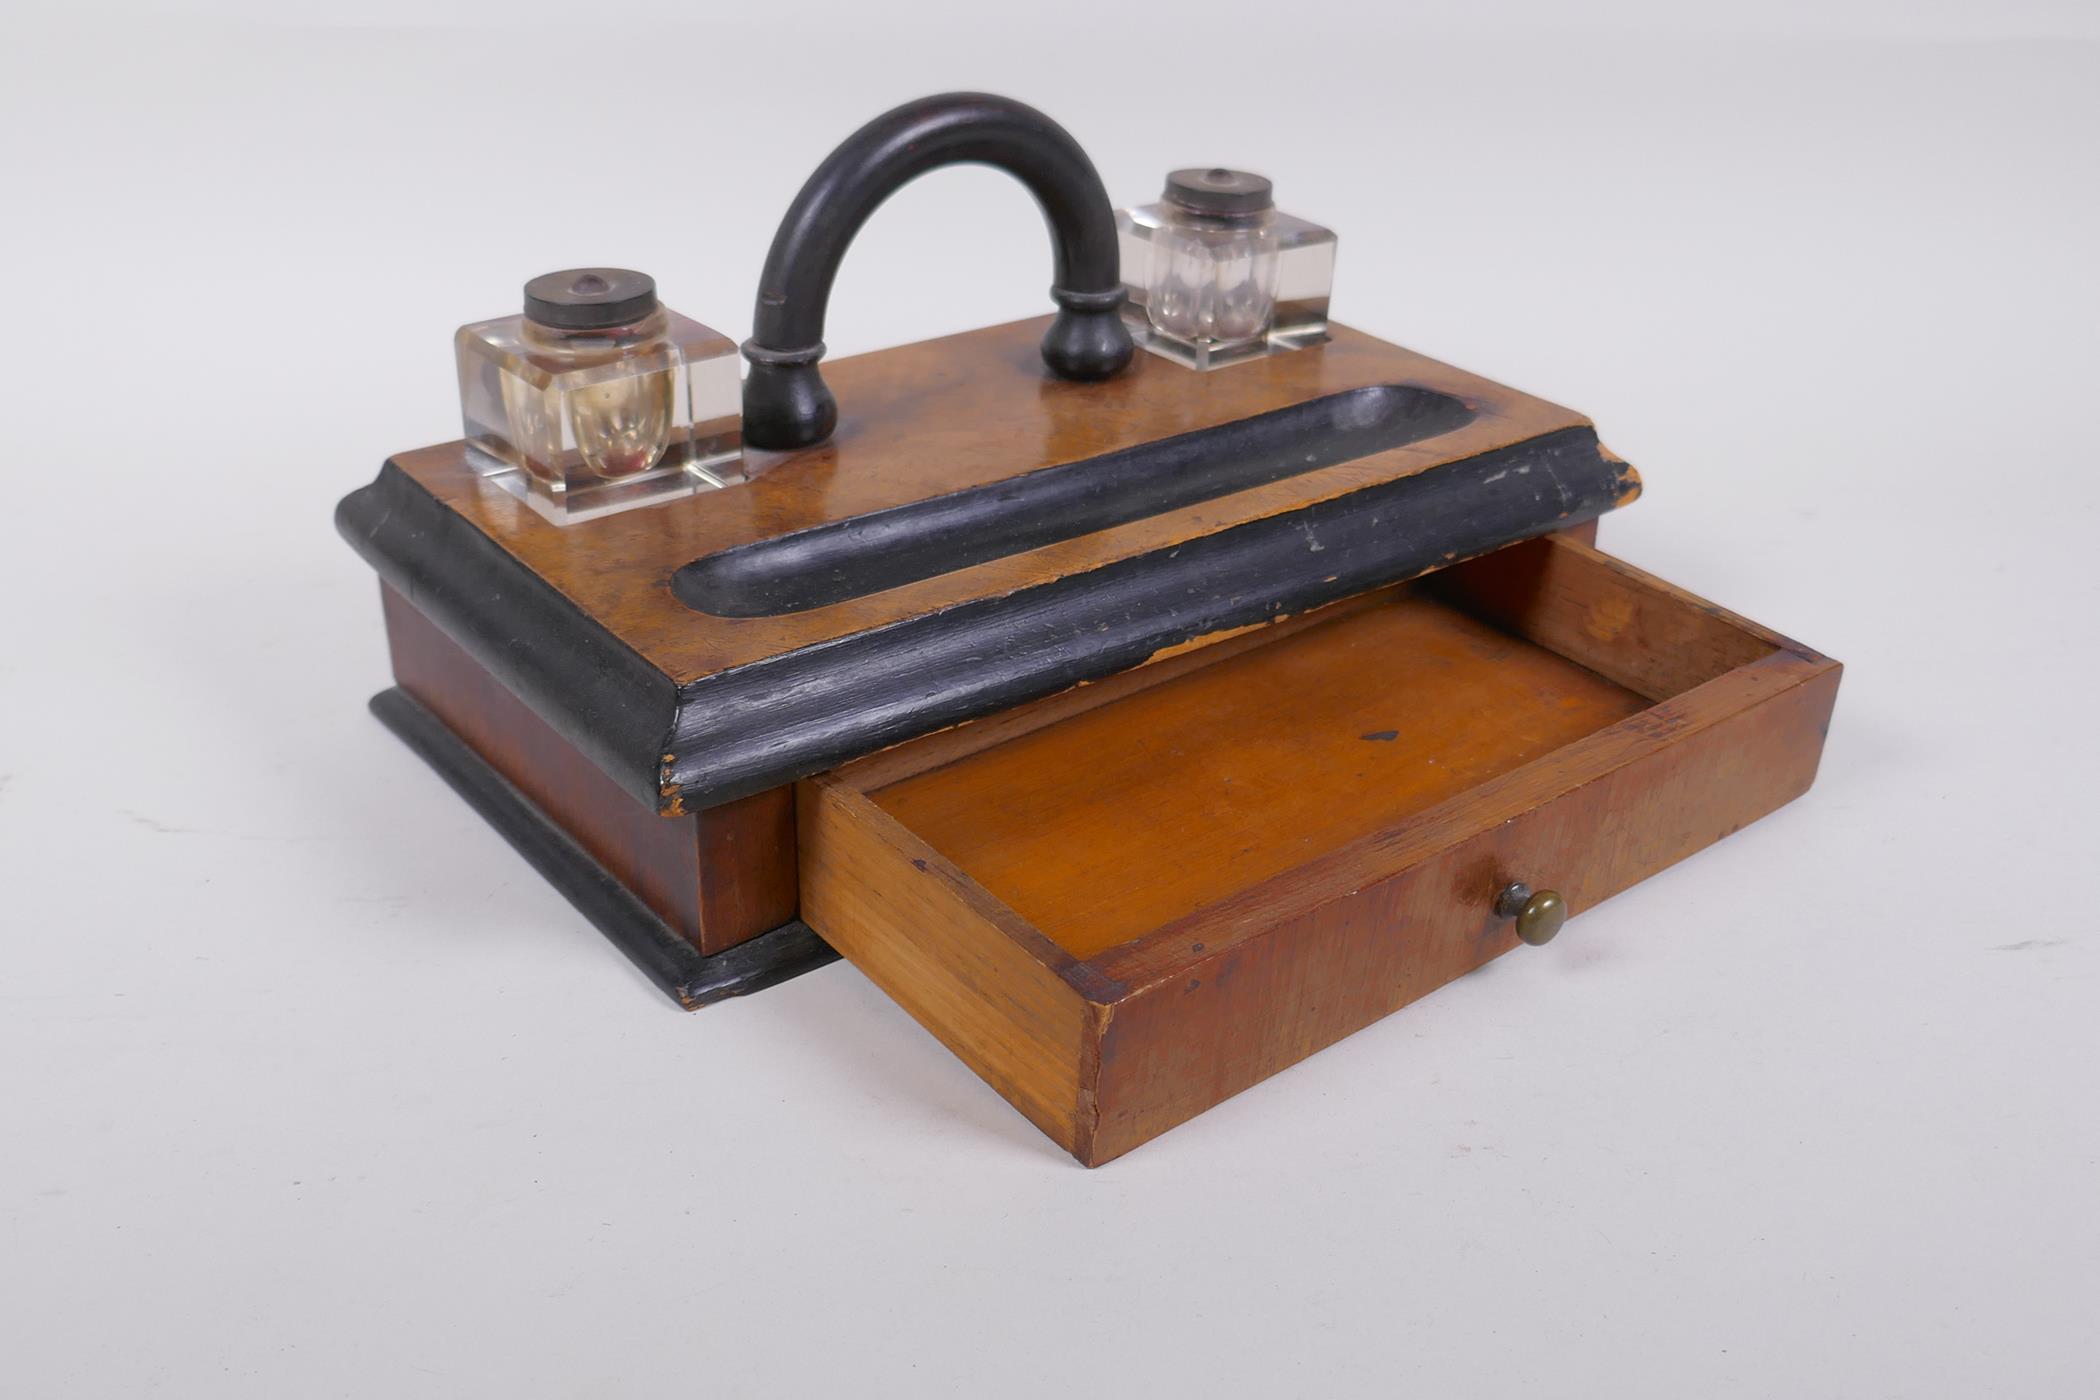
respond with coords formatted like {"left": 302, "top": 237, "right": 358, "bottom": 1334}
{"left": 370, "top": 687, "right": 836, "bottom": 1009}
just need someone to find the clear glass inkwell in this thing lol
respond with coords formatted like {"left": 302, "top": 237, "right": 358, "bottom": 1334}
{"left": 455, "top": 268, "right": 744, "bottom": 524}
{"left": 1117, "top": 168, "right": 1337, "bottom": 370}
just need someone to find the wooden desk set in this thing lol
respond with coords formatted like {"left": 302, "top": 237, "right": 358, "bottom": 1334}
{"left": 337, "top": 95, "right": 1840, "bottom": 1165}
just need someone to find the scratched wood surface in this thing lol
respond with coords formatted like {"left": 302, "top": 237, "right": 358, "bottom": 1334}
{"left": 798, "top": 535, "right": 1841, "bottom": 1165}
{"left": 390, "top": 318, "right": 1595, "bottom": 686}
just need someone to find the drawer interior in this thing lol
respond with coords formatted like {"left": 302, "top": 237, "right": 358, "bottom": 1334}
{"left": 799, "top": 534, "right": 1832, "bottom": 1164}
{"left": 875, "top": 598, "right": 1649, "bottom": 960}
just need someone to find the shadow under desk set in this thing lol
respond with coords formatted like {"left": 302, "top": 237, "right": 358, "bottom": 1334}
{"left": 336, "top": 93, "right": 1841, "bottom": 1166}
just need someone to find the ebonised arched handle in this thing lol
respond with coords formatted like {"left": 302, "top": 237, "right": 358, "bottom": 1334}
{"left": 741, "top": 92, "right": 1135, "bottom": 451}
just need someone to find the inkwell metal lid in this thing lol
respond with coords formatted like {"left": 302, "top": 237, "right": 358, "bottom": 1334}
{"left": 523, "top": 267, "right": 659, "bottom": 330}
{"left": 1162, "top": 167, "right": 1275, "bottom": 218}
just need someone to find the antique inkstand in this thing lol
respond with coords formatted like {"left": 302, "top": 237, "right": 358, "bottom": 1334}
{"left": 339, "top": 94, "right": 1840, "bottom": 1165}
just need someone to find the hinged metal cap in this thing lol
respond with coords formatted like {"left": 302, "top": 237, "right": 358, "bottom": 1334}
{"left": 1162, "top": 167, "right": 1274, "bottom": 217}
{"left": 523, "top": 267, "right": 659, "bottom": 331}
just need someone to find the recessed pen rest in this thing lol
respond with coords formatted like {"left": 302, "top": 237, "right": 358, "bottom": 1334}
{"left": 673, "top": 382, "right": 1475, "bottom": 617}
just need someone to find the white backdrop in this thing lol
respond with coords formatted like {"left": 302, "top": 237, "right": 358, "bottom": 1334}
{"left": 4, "top": 3, "right": 2096, "bottom": 1395}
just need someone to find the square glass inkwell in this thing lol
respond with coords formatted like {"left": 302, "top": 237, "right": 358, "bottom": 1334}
{"left": 1117, "top": 167, "right": 1337, "bottom": 370}
{"left": 455, "top": 268, "right": 744, "bottom": 524}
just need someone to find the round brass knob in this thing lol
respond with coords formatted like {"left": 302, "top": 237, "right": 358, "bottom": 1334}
{"left": 1495, "top": 882, "right": 1568, "bottom": 946}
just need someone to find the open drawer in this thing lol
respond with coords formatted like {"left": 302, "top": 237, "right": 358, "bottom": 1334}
{"left": 798, "top": 534, "right": 1840, "bottom": 1165}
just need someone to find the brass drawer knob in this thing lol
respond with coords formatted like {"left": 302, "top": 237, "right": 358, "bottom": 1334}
{"left": 1495, "top": 882, "right": 1568, "bottom": 946}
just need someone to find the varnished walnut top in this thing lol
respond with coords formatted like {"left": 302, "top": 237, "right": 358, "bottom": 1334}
{"left": 390, "top": 317, "right": 1595, "bottom": 686}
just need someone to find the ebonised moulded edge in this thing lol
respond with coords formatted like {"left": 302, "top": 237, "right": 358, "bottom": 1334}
{"left": 661, "top": 424, "right": 1640, "bottom": 808}
{"left": 336, "top": 463, "right": 680, "bottom": 812}
{"left": 675, "top": 383, "right": 1478, "bottom": 617}
{"left": 337, "top": 425, "right": 1638, "bottom": 817}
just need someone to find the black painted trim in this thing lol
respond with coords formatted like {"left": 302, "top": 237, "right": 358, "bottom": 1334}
{"left": 370, "top": 687, "right": 838, "bottom": 1009}
{"left": 662, "top": 425, "right": 1639, "bottom": 808}
{"left": 674, "top": 383, "right": 1476, "bottom": 617}
{"left": 336, "top": 462, "right": 676, "bottom": 811}
{"left": 338, "top": 424, "right": 1635, "bottom": 817}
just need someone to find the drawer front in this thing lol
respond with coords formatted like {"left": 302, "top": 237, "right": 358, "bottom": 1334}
{"left": 1081, "top": 649, "right": 1840, "bottom": 1163}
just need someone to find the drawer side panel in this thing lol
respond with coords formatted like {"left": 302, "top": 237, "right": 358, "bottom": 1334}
{"left": 798, "top": 775, "right": 1096, "bottom": 1156}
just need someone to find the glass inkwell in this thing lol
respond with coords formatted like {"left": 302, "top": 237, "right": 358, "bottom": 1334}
{"left": 454, "top": 268, "right": 744, "bottom": 524}
{"left": 1117, "top": 168, "right": 1337, "bottom": 370}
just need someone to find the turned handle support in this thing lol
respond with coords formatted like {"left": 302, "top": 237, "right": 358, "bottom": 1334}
{"left": 741, "top": 92, "right": 1135, "bottom": 451}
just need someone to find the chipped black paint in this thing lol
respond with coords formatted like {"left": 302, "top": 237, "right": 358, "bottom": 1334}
{"left": 338, "top": 424, "right": 1637, "bottom": 816}
{"left": 659, "top": 425, "right": 1638, "bottom": 808}
{"left": 676, "top": 384, "right": 1475, "bottom": 617}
